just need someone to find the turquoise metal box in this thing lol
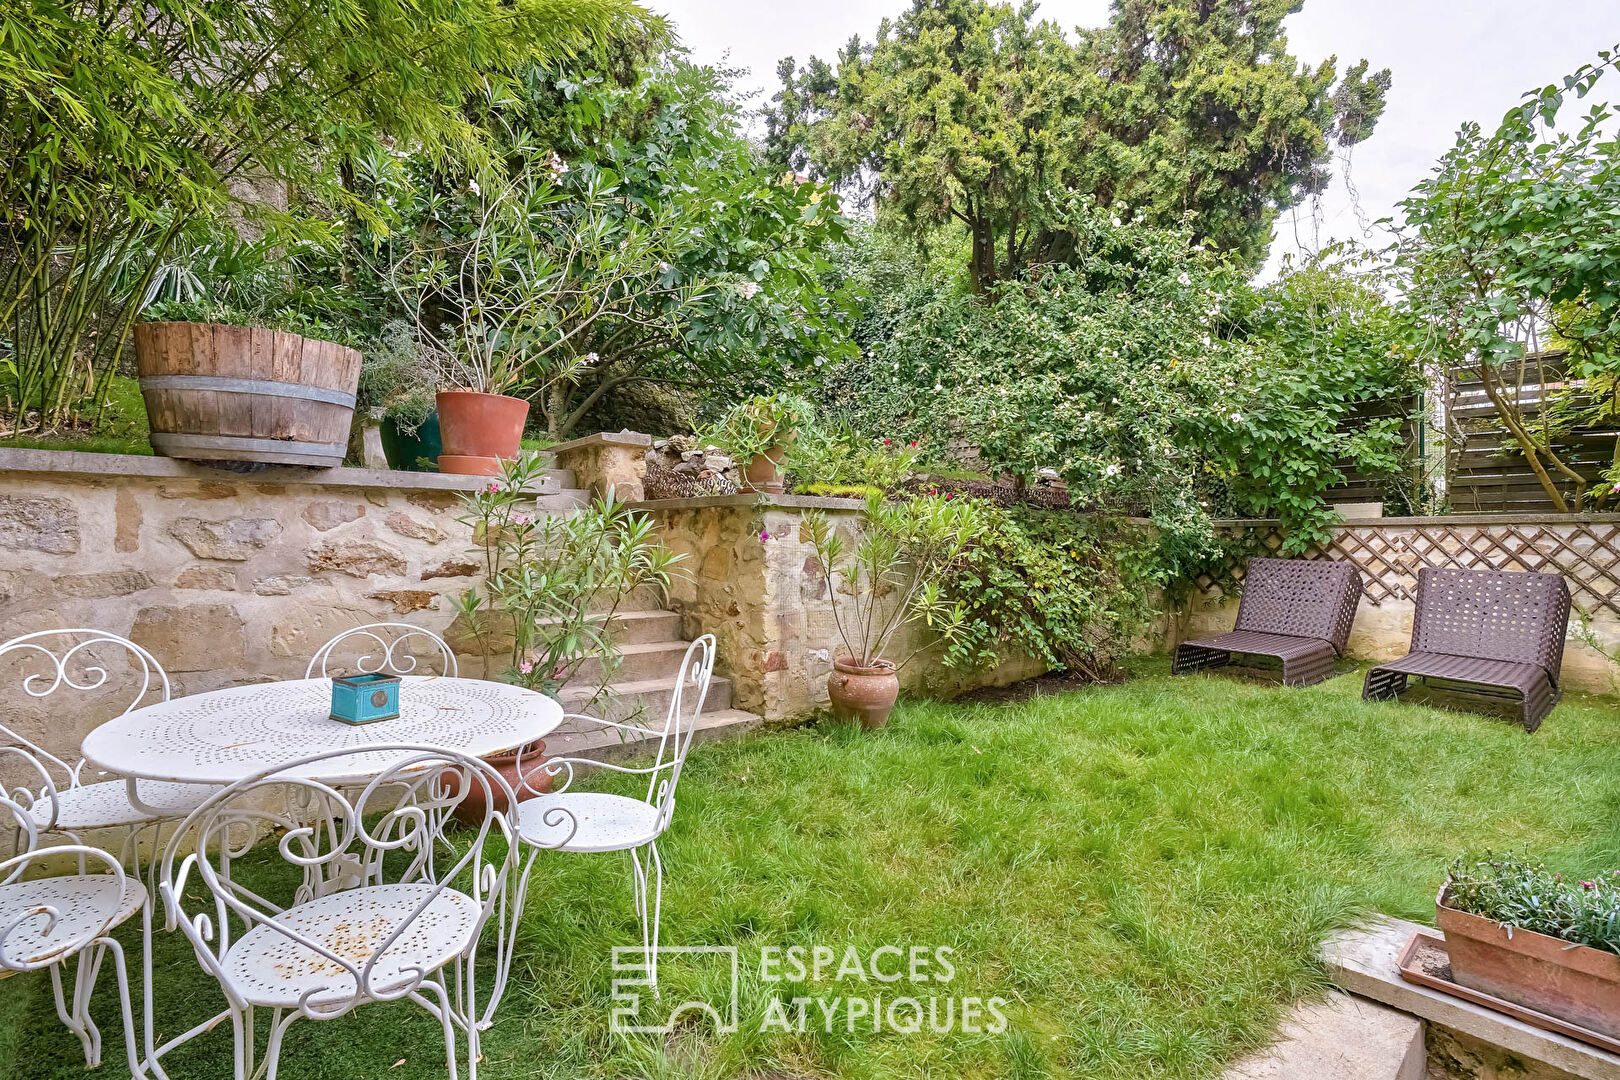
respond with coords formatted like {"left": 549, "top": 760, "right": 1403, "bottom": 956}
{"left": 329, "top": 672, "right": 401, "bottom": 724}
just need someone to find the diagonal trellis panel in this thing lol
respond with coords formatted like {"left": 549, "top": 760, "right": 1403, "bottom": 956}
{"left": 1205, "top": 516, "right": 1620, "bottom": 618}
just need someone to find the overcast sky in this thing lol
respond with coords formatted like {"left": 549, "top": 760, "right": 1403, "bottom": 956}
{"left": 652, "top": 0, "right": 1620, "bottom": 276}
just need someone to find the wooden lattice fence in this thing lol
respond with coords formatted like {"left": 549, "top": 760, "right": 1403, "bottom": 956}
{"left": 1199, "top": 514, "right": 1620, "bottom": 618}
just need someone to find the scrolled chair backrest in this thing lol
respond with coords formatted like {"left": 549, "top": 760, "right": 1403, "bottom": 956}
{"left": 0, "top": 785, "right": 131, "bottom": 971}
{"left": 158, "top": 745, "right": 515, "bottom": 1019}
{"left": 522, "top": 635, "right": 716, "bottom": 834}
{"left": 305, "top": 623, "right": 458, "bottom": 679}
{"left": 0, "top": 629, "right": 170, "bottom": 790}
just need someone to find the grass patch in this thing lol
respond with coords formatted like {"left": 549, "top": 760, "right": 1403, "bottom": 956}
{"left": 1, "top": 372, "right": 151, "bottom": 455}
{"left": 4, "top": 662, "right": 1619, "bottom": 1079}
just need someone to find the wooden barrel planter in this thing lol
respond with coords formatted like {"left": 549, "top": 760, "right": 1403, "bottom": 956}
{"left": 134, "top": 322, "right": 363, "bottom": 468}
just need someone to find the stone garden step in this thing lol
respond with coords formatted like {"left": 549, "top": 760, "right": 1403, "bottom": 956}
{"left": 1221, "top": 990, "right": 1425, "bottom": 1080}
{"left": 572, "top": 639, "right": 693, "bottom": 683}
{"left": 559, "top": 672, "right": 734, "bottom": 726}
{"left": 533, "top": 609, "right": 684, "bottom": 646}
{"left": 544, "top": 707, "right": 763, "bottom": 763}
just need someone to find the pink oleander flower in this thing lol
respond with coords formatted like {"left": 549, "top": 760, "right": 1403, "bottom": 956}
{"left": 519, "top": 661, "right": 534, "bottom": 674}
{"left": 485, "top": 482, "right": 500, "bottom": 494}
{"left": 514, "top": 514, "right": 532, "bottom": 526}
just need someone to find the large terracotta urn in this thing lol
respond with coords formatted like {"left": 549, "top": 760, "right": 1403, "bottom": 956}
{"left": 827, "top": 657, "right": 899, "bottom": 729}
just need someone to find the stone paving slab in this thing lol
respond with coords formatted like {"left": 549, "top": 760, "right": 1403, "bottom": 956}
{"left": 1222, "top": 990, "right": 1424, "bottom": 1080}
{"left": 1323, "top": 919, "right": 1620, "bottom": 1080}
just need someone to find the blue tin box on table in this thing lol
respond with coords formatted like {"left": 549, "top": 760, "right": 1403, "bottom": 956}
{"left": 329, "top": 672, "right": 401, "bottom": 724}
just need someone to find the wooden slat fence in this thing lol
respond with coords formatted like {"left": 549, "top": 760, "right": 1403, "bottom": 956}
{"left": 1445, "top": 352, "right": 1619, "bottom": 514}
{"left": 1199, "top": 514, "right": 1620, "bottom": 619}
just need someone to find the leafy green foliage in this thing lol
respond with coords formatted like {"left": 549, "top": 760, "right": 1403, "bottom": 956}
{"left": 698, "top": 392, "right": 815, "bottom": 475}
{"left": 1196, "top": 249, "right": 1424, "bottom": 546}
{"left": 480, "top": 58, "right": 860, "bottom": 432}
{"left": 454, "top": 454, "right": 685, "bottom": 696}
{"left": 786, "top": 417, "right": 925, "bottom": 494}
{"left": 1397, "top": 45, "right": 1620, "bottom": 511}
{"left": 940, "top": 506, "right": 1159, "bottom": 680}
{"left": 1447, "top": 852, "right": 1620, "bottom": 955}
{"left": 766, "top": 0, "right": 1388, "bottom": 288}
{"left": 1, "top": 0, "right": 661, "bottom": 429}
{"left": 802, "top": 492, "right": 984, "bottom": 667}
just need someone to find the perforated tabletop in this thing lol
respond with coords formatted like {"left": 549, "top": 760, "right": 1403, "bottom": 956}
{"left": 80, "top": 676, "right": 561, "bottom": 785}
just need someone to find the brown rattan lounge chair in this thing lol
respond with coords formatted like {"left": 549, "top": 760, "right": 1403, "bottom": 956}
{"left": 1362, "top": 566, "right": 1571, "bottom": 732}
{"left": 1172, "top": 557, "right": 1363, "bottom": 687}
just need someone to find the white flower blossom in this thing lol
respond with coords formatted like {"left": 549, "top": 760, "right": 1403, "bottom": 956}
{"left": 1104, "top": 463, "right": 1122, "bottom": 477}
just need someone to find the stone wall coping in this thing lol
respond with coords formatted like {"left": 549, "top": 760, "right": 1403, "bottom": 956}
{"left": 548, "top": 430, "right": 653, "bottom": 454}
{"left": 0, "top": 447, "right": 552, "bottom": 494}
{"left": 631, "top": 493, "right": 867, "bottom": 511}
{"left": 1213, "top": 512, "right": 1620, "bottom": 528}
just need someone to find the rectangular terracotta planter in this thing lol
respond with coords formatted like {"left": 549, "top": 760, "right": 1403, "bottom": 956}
{"left": 1438, "top": 881, "right": 1620, "bottom": 1039}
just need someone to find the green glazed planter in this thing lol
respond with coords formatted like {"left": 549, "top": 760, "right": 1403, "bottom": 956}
{"left": 379, "top": 412, "right": 442, "bottom": 472}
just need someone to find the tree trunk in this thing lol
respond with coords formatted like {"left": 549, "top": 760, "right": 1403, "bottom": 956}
{"left": 969, "top": 217, "right": 997, "bottom": 295}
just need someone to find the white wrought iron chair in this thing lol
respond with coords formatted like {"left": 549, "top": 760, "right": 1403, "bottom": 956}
{"left": 509, "top": 634, "right": 715, "bottom": 995}
{"left": 155, "top": 745, "right": 539, "bottom": 1080}
{"left": 305, "top": 623, "right": 458, "bottom": 679}
{"left": 0, "top": 629, "right": 216, "bottom": 872}
{"left": 0, "top": 749, "right": 143, "bottom": 1072}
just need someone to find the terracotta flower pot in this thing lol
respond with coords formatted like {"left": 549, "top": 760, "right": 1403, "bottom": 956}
{"left": 436, "top": 390, "right": 529, "bottom": 475}
{"left": 828, "top": 657, "right": 899, "bottom": 729}
{"left": 1437, "top": 881, "right": 1620, "bottom": 1038}
{"left": 449, "top": 739, "right": 553, "bottom": 826}
{"left": 744, "top": 444, "right": 787, "bottom": 494}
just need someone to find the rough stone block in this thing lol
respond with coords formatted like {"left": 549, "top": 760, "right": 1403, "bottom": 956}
{"left": 306, "top": 536, "right": 408, "bottom": 579}
{"left": 0, "top": 493, "right": 79, "bottom": 554}
{"left": 130, "top": 604, "right": 245, "bottom": 672}
{"left": 55, "top": 570, "right": 155, "bottom": 599}
{"left": 422, "top": 560, "right": 480, "bottom": 580}
{"left": 300, "top": 500, "right": 366, "bottom": 531}
{"left": 367, "top": 589, "right": 440, "bottom": 614}
{"left": 175, "top": 567, "right": 238, "bottom": 591}
{"left": 384, "top": 511, "right": 445, "bottom": 544}
{"left": 170, "top": 516, "right": 282, "bottom": 560}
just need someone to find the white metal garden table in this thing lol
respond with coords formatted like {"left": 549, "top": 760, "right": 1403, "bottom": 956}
{"left": 81, "top": 674, "right": 562, "bottom": 791}
{"left": 78, "top": 674, "right": 561, "bottom": 1080}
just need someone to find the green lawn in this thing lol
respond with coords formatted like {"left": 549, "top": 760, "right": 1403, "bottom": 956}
{"left": 5, "top": 661, "right": 1620, "bottom": 1079}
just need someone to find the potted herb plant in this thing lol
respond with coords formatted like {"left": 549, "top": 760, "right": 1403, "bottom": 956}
{"left": 449, "top": 453, "right": 687, "bottom": 815}
{"left": 1438, "top": 853, "right": 1620, "bottom": 1038}
{"left": 801, "top": 492, "right": 983, "bottom": 728}
{"left": 703, "top": 393, "right": 815, "bottom": 494}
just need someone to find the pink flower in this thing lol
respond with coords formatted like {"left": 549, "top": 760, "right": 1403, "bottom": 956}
{"left": 759, "top": 529, "right": 771, "bottom": 542}
{"left": 514, "top": 514, "right": 532, "bottom": 526}
{"left": 909, "top": 441, "right": 917, "bottom": 448}
{"left": 883, "top": 438, "right": 891, "bottom": 445}
{"left": 519, "top": 661, "right": 534, "bottom": 674}
{"left": 485, "top": 482, "right": 500, "bottom": 494}
{"left": 1584, "top": 881, "right": 1596, "bottom": 889}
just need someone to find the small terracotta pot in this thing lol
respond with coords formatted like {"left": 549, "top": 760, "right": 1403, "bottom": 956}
{"left": 1438, "top": 881, "right": 1620, "bottom": 1038}
{"left": 827, "top": 657, "right": 899, "bottom": 729}
{"left": 436, "top": 390, "right": 529, "bottom": 470}
{"left": 448, "top": 739, "right": 552, "bottom": 825}
{"left": 744, "top": 444, "right": 787, "bottom": 494}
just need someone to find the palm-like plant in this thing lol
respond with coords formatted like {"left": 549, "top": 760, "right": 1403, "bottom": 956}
{"left": 455, "top": 454, "right": 687, "bottom": 699}
{"left": 802, "top": 492, "right": 984, "bottom": 669}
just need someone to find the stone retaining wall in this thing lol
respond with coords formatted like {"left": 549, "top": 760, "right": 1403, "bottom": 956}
{"left": 639, "top": 495, "right": 1047, "bottom": 720}
{"left": 0, "top": 449, "right": 514, "bottom": 755}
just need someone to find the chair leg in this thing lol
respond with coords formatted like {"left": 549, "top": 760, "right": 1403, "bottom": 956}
{"left": 98, "top": 936, "right": 146, "bottom": 1079}
{"left": 52, "top": 945, "right": 104, "bottom": 1067}
{"left": 264, "top": 1008, "right": 298, "bottom": 1080}
{"left": 628, "top": 847, "right": 655, "bottom": 995}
